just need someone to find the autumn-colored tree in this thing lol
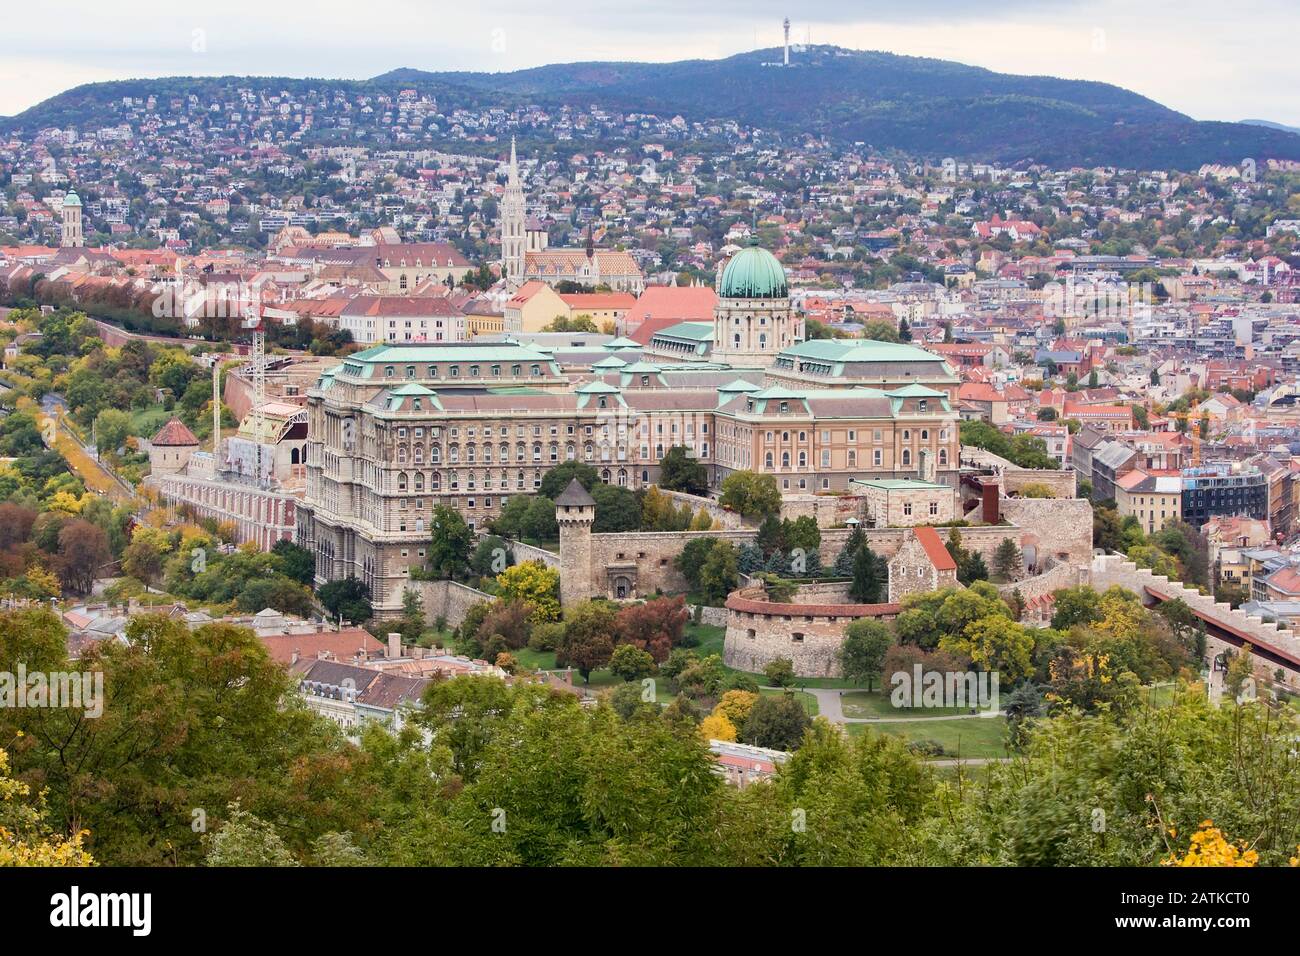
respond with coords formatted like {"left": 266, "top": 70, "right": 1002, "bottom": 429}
{"left": 496, "top": 561, "right": 561, "bottom": 624}
{"left": 699, "top": 712, "right": 737, "bottom": 743}
{"left": 614, "top": 594, "right": 688, "bottom": 662}
{"left": 714, "top": 689, "right": 758, "bottom": 728}
{"left": 1163, "top": 821, "right": 1258, "bottom": 867}
{"left": 54, "top": 518, "right": 110, "bottom": 595}
{"left": 0, "top": 746, "right": 94, "bottom": 867}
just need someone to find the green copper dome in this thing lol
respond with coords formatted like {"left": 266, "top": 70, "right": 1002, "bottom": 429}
{"left": 719, "top": 239, "right": 788, "bottom": 299}
{"left": 63, "top": 191, "right": 82, "bottom": 207}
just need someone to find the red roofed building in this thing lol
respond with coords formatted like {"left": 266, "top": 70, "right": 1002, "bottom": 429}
{"left": 148, "top": 418, "right": 199, "bottom": 475}
{"left": 1063, "top": 401, "right": 1134, "bottom": 432}
{"left": 626, "top": 285, "right": 718, "bottom": 343}
{"left": 889, "top": 527, "right": 960, "bottom": 602}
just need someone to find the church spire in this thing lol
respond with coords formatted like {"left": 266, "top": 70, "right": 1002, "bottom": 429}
{"left": 508, "top": 135, "right": 518, "bottom": 185}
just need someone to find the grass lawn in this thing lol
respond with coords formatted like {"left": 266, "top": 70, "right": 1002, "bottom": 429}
{"left": 129, "top": 406, "right": 172, "bottom": 439}
{"left": 840, "top": 690, "right": 973, "bottom": 719}
{"left": 846, "top": 715, "right": 1010, "bottom": 760}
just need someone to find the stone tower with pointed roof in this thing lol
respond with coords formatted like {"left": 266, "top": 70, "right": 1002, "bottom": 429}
{"left": 149, "top": 418, "right": 199, "bottom": 476}
{"left": 501, "top": 136, "right": 526, "bottom": 291}
{"left": 556, "top": 478, "right": 596, "bottom": 607}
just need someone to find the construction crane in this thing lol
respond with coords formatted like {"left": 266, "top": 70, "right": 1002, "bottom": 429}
{"left": 1169, "top": 398, "right": 1203, "bottom": 466}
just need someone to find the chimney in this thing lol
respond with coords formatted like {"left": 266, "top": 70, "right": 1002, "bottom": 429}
{"left": 387, "top": 632, "right": 401, "bottom": 659}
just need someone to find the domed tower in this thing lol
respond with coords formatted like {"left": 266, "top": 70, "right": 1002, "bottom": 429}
{"left": 61, "top": 190, "right": 84, "bottom": 248}
{"left": 712, "top": 238, "right": 797, "bottom": 367}
{"left": 556, "top": 478, "right": 595, "bottom": 608}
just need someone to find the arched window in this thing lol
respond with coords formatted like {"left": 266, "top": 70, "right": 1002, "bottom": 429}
{"left": 938, "top": 448, "right": 948, "bottom": 466}
{"left": 902, "top": 449, "right": 911, "bottom": 467}
{"left": 397, "top": 472, "right": 408, "bottom": 491}
{"left": 782, "top": 452, "right": 790, "bottom": 468}
{"left": 397, "top": 445, "right": 408, "bottom": 464}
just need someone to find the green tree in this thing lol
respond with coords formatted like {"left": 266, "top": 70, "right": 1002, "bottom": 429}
{"left": 839, "top": 619, "right": 894, "bottom": 690}
{"left": 763, "top": 657, "right": 796, "bottom": 688}
{"left": 558, "top": 600, "right": 618, "bottom": 682}
{"left": 718, "top": 470, "right": 782, "bottom": 520}
{"left": 428, "top": 505, "right": 472, "bottom": 578}
{"left": 539, "top": 461, "right": 598, "bottom": 499}
{"left": 608, "top": 643, "right": 656, "bottom": 682}
{"left": 658, "top": 446, "right": 708, "bottom": 496}
{"left": 993, "top": 538, "right": 1022, "bottom": 580}
{"left": 849, "top": 543, "right": 886, "bottom": 603}
{"left": 318, "top": 576, "right": 373, "bottom": 624}
{"left": 696, "top": 541, "right": 739, "bottom": 604}
{"left": 741, "top": 692, "right": 811, "bottom": 750}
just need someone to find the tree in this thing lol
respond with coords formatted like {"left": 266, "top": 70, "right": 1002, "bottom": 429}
{"left": 205, "top": 803, "right": 299, "bottom": 867}
{"left": 714, "top": 689, "right": 759, "bottom": 728}
{"left": 614, "top": 595, "right": 688, "bottom": 662}
{"left": 271, "top": 540, "right": 315, "bottom": 585}
{"left": 658, "top": 446, "right": 707, "bottom": 496}
{"left": 122, "top": 535, "right": 166, "bottom": 591}
{"left": 741, "top": 692, "right": 811, "bottom": 750}
{"left": 764, "top": 657, "right": 796, "bottom": 688}
{"left": 428, "top": 505, "right": 472, "bottom": 578}
{"left": 55, "top": 519, "right": 109, "bottom": 595}
{"left": 850, "top": 542, "right": 885, "bottom": 603}
{"left": 496, "top": 561, "right": 561, "bottom": 624}
{"left": 521, "top": 496, "right": 559, "bottom": 542}
{"left": 539, "top": 461, "right": 598, "bottom": 500}
{"left": 941, "top": 615, "right": 1035, "bottom": 682}
{"left": 698, "top": 712, "right": 737, "bottom": 742}
{"left": 0, "top": 746, "right": 94, "bottom": 867}
{"left": 755, "top": 514, "right": 783, "bottom": 555}
{"left": 840, "top": 619, "right": 894, "bottom": 690}
{"left": 470, "top": 535, "right": 513, "bottom": 578}
{"left": 591, "top": 483, "right": 641, "bottom": 532}
{"left": 1225, "top": 645, "right": 1255, "bottom": 702}
{"left": 993, "top": 538, "right": 1022, "bottom": 580}
{"left": 608, "top": 643, "right": 656, "bottom": 682}
{"left": 834, "top": 525, "right": 865, "bottom": 576}
{"left": 92, "top": 408, "right": 131, "bottom": 458}
{"left": 696, "top": 541, "right": 739, "bottom": 604}
{"left": 557, "top": 600, "right": 618, "bottom": 682}
{"left": 318, "top": 576, "right": 373, "bottom": 624}
{"left": 718, "top": 470, "right": 782, "bottom": 520}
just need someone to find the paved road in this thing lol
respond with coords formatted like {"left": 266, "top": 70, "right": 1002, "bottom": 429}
{"left": 806, "top": 687, "right": 1004, "bottom": 724}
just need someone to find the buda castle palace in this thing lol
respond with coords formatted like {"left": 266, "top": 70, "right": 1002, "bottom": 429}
{"left": 296, "top": 189, "right": 962, "bottom": 612}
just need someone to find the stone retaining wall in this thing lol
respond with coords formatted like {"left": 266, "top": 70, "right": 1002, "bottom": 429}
{"left": 405, "top": 578, "right": 493, "bottom": 630}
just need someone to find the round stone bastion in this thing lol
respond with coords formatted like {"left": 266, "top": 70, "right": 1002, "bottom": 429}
{"left": 723, "top": 581, "right": 900, "bottom": 678}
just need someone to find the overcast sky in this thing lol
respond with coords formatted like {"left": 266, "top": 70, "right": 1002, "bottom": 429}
{"left": 3, "top": 1, "right": 1296, "bottom": 126}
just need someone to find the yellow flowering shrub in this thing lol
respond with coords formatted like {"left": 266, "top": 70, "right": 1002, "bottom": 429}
{"left": 1163, "top": 821, "right": 1258, "bottom": 867}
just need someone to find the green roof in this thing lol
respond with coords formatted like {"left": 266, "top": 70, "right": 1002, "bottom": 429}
{"left": 852, "top": 478, "right": 950, "bottom": 491}
{"left": 779, "top": 339, "right": 945, "bottom": 364}
{"left": 62, "top": 191, "right": 82, "bottom": 207}
{"left": 389, "top": 383, "right": 435, "bottom": 396}
{"left": 605, "top": 337, "right": 640, "bottom": 349}
{"left": 718, "top": 379, "right": 762, "bottom": 392}
{"left": 886, "top": 383, "right": 949, "bottom": 397}
{"left": 719, "top": 240, "right": 788, "bottom": 299}
{"left": 575, "top": 381, "right": 621, "bottom": 394}
{"left": 592, "top": 355, "right": 629, "bottom": 369}
{"left": 652, "top": 321, "right": 714, "bottom": 342}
